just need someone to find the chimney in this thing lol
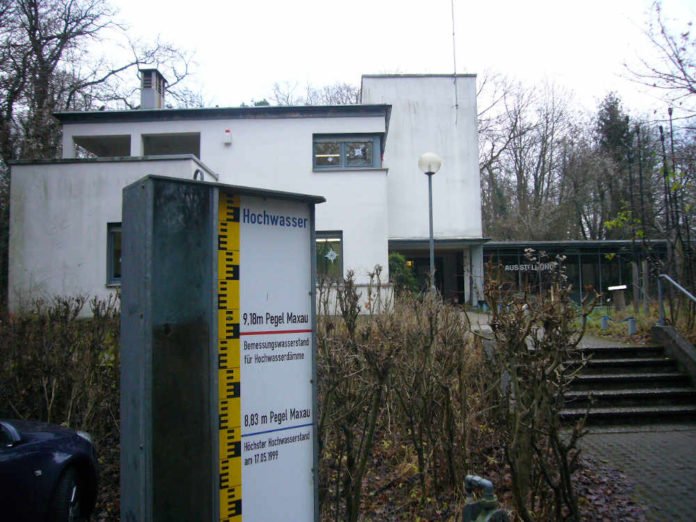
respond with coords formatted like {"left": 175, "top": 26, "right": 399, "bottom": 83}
{"left": 140, "top": 68, "right": 167, "bottom": 109}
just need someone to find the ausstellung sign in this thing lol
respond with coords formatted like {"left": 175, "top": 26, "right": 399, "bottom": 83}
{"left": 504, "top": 262, "right": 556, "bottom": 272}
{"left": 120, "top": 177, "right": 322, "bottom": 522}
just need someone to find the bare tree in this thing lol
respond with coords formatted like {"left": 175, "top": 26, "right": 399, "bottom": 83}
{"left": 477, "top": 76, "right": 677, "bottom": 245}
{"left": 0, "top": 0, "right": 196, "bottom": 301}
{"left": 627, "top": 1, "right": 695, "bottom": 110}
{"left": 478, "top": 73, "right": 517, "bottom": 234}
{"left": 271, "top": 80, "right": 359, "bottom": 106}
{"left": 1, "top": 0, "right": 195, "bottom": 162}
{"left": 478, "top": 76, "right": 577, "bottom": 240}
{"left": 558, "top": 128, "right": 609, "bottom": 240}
{"left": 304, "top": 82, "right": 359, "bottom": 105}
{"left": 270, "top": 81, "right": 303, "bottom": 106}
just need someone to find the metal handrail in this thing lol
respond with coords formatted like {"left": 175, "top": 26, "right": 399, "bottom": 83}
{"left": 657, "top": 274, "right": 696, "bottom": 326}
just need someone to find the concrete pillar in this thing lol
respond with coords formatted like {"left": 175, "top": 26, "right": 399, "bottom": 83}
{"left": 470, "top": 244, "right": 485, "bottom": 306}
{"left": 62, "top": 134, "right": 75, "bottom": 159}
{"left": 131, "top": 134, "right": 142, "bottom": 156}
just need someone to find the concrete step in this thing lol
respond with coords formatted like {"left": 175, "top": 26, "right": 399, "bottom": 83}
{"left": 574, "top": 345, "right": 665, "bottom": 359}
{"left": 560, "top": 404, "right": 696, "bottom": 425}
{"left": 570, "top": 371, "right": 692, "bottom": 390}
{"left": 564, "top": 387, "right": 696, "bottom": 408}
{"left": 575, "top": 357, "right": 678, "bottom": 374}
{"left": 563, "top": 340, "right": 696, "bottom": 425}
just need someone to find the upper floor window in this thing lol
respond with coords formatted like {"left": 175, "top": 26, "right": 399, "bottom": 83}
{"left": 73, "top": 135, "right": 130, "bottom": 158}
{"left": 143, "top": 132, "right": 200, "bottom": 158}
{"left": 313, "top": 135, "right": 382, "bottom": 170}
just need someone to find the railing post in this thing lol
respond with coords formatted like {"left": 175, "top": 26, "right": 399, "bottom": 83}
{"left": 627, "top": 317, "right": 637, "bottom": 335}
{"left": 656, "top": 273, "right": 696, "bottom": 328}
{"left": 658, "top": 276, "right": 665, "bottom": 326}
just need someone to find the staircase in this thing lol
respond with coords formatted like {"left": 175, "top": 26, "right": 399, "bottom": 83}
{"left": 561, "top": 343, "right": 696, "bottom": 425}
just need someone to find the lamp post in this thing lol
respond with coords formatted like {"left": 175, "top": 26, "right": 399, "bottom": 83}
{"left": 418, "top": 152, "right": 442, "bottom": 292}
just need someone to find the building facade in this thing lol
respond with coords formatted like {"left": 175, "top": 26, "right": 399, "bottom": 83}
{"left": 483, "top": 240, "right": 668, "bottom": 304}
{"left": 9, "top": 72, "right": 484, "bottom": 310}
{"left": 362, "top": 75, "right": 484, "bottom": 302}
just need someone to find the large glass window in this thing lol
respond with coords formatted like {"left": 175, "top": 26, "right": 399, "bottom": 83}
{"left": 313, "top": 135, "right": 381, "bottom": 170}
{"left": 316, "top": 231, "right": 343, "bottom": 281}
{"left": 107, "top": 223, "right": 122, "bottom": 285}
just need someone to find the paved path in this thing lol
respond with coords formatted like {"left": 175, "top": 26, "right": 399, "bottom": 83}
{"left": 581, "top": 424, "right": 696, "bottom": 521}
{"left": 573, "top": 332, "right": 696, "bottom": 520}
{"left": 574, "top": 328, "right": 696, "bottom": 519}
{"left": 467, "top": 310, "right": 696, "bottom": 521}
{"left": 466, "top": 311, "right": 635, "bottom": 348}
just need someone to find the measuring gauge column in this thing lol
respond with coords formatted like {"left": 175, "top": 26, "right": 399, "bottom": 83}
{"left": 120, "top": 175, "right": 324, "bottom": 522}
{"left": 217, "top": 191, "right": 242, "bottom": 521}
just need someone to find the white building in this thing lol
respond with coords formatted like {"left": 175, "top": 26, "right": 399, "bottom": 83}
{"left": 9, "top": 71, "right": 484, "bottom": 310}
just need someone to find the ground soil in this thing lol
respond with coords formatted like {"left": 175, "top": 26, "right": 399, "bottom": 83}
{"left": 92, "top": 436, "right": 646, "bottom": 521}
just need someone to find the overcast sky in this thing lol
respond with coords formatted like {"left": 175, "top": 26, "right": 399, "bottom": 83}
{"left": 109, "top": 0, "right": 694, "bottom": 115}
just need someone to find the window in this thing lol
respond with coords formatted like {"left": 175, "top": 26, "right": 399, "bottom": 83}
{"left": 313, "top": 135, "right": 381, "bottom": 169}
{"left": 143, "top": 133, "right": 201, "bottom": 158}
{"left": 73, "top": 135, "right": 131, "bottom": 157}
{"left": 107, "top": 223, "right": 122, "bottom": 285}
{"left": 316, "top": 231, "right": 343, "bottom": 281}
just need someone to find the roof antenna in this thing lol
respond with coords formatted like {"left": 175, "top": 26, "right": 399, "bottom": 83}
{"left": 451, "top": 0, "right": 459, "bottom": 120}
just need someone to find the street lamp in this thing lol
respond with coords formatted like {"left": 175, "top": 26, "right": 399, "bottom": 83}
{"left": 418, "top": 152, "right": 442, "bottom": 292}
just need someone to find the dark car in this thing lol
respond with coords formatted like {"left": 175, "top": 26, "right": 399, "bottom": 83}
{"left": 0, "top": 419, "right": 98, "bottom": 522}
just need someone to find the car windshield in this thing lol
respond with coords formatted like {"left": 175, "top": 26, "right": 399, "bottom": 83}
{"left": 0, "top": 422, "right": 18, "bottom": 446}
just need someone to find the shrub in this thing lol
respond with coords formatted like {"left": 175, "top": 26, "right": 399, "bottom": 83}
{"left": 317, "top": 270, "right": 498, "bottom": 519}
{"left": 1, "top": 269, "right": 600, "bottom": 521}
{"left": 0, "top": 295, "right": 120, "bottom": 442}
{"left": 388, "top": 252, "right": 418, "bottom": 295}
{"left": 485, "top": 251, "right": 593, "bottom": 521}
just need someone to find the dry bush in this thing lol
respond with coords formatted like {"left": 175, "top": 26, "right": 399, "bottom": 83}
{"left": 317, "top": 269, "right": 500, "bottom": 520}
{"left": 317, "top": 269, "right": 397, "bottom": 522}
{"left": 485, "top": 251, "right": 594, "bottom": 521}
{"left": 0, "top": 295, "right": 120, "bottom": 442}
{"left": 387, "top": 291, "right": 496, "bottom": 500}
{"left": 0, "top": 295, "right": 122, "bottom": 518}
{"left": 3, "top": 266, "right": 598, "bottom": 521}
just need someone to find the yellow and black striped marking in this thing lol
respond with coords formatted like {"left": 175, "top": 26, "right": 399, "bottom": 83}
{"left": 218, "top": 191, "right": 242, "bottom": 522}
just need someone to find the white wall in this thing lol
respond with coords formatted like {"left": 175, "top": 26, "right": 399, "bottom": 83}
{"left": 59, "top": 114, "right": 390, "bottom": 287}
{"left": 361, "top": 75, "right": 482, "bottom": 241}
{"left": 33, "top": 81, "right": 483, "bottom": 308}
{"left": 8, "top": 158, "right": 210, "bottom": 309}
{"left": 62, "top": 115, "right": 385, "bottom": 193}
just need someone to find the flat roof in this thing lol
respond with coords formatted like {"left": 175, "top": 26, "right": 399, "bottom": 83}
{"left": 484, "top": 239, "right": 668, "bottom": 252}
{"left": 10, "top": 154, "right": 209, "bottom": 166}
{"left": 485, "top": 239, "right": 668, "bottom": 247}
{"left": 389, "top": 238, "right": 487, "bottom": 251}
{"left": 361, "top": 73, "right": 477, "bottom": 79}
{"left": 131, "top": 175, "right": 326, "bottom": 205}
{"left": 9, "top": 155, "right": 221, "bottom": 181}
{"left": 54, "top": 104, "right": 392, "bottom": 125}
